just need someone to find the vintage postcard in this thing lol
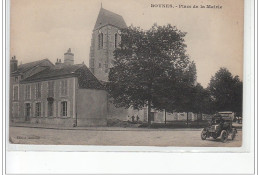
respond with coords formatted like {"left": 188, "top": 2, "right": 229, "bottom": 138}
{"left": 9, "top": 0, "right": 244, "bottom": 147}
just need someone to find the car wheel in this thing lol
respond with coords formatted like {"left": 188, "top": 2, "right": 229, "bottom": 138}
{"left": 201, "top": 128, "right": 207, "bottom": 140}
{"left": 231, "top": 129, "right": 237, "bottom": 140}
{"left": 220, "top": 130, "right": 228, "bottom": 143}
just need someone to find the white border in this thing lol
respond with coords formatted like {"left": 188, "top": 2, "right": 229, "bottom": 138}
{"left": 4, "top": 0, "right": 256, "bottom": 174}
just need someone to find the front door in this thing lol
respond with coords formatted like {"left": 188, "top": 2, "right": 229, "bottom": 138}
{"left": 25, "top": 103, "right": 31, "bottom": 121}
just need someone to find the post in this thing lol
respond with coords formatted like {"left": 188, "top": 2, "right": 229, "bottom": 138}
{"left": 164, "top": 110, "right": 167, "bottom": 125}
{"left": 148, "top": 100, "right": 151, "bottom": 126}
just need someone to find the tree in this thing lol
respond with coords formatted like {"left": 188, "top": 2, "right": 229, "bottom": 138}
{"left": 208, "top": 67, "right": 243, "bottom": 115}
{"left": 107, "top": 24, "right": 196, "bottom": 125}
{"left": 193, "top": 84, "right": 213, "bottom": 114}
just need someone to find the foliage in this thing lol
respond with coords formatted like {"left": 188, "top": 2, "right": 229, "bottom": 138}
{"left": 208, "top": 67, "right": 243, "bottom": 115}
{"left": 107, "top": 24, "right": 196, "bottom": 124}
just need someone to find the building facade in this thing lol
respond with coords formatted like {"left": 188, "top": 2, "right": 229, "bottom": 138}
{"left": 10, "top": 49, "right": 107, "bottom": 127}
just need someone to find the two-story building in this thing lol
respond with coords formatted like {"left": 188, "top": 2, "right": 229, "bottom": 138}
{"left": 10, "top": 49, "right": 107, "bottom": 127}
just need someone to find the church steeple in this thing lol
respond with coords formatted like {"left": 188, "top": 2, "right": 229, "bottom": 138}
{"left": 89, "top": 7, "right": 127, "bottom": 81}
{"left": 93, "top": 7, "right": 127, "bottom": 31}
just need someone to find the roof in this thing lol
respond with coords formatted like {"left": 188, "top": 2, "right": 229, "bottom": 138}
{"left": 21, "top": 64, "right": 104, "bottom": 90}
{"left": 218, "top": 111, "right": 234, "bottom": 114}
{"left": 94, "top": 8, "right": 127, "bottom": 30}
{"left": 12, "top": 59, "right": 54, "bottom": 75}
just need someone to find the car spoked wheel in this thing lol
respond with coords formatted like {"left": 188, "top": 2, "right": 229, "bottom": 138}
{"left": 201, "top": 128, "right": 207, "bottom": 140}
{"left": 220, "top": 130, "right": 228, "bottom": 143}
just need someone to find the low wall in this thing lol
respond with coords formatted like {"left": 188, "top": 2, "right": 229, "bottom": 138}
{"left": 77, "top": 118, "right": 107, "bottom": 127}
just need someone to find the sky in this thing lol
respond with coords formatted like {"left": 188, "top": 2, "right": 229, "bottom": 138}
{"left": 10, "top": 0, "right": 244, "bottom": 87}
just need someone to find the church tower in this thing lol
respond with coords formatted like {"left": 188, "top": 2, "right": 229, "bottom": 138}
{"left": 89, "top": 7, "right": 127, "bottom": 82}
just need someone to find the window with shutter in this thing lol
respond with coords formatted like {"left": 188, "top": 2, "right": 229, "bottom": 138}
{"left": 36, "top": 83, "right": 41, "bottom": 99}
{"left": 25, "top": 85, "right": 30, "bottom": 100}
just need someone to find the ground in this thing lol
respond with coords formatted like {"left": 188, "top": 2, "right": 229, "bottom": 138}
{"left": 9, "top": 126, "right": 242, "bottom": 147}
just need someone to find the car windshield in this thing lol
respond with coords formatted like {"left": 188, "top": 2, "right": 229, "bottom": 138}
{"left": 211, "top": 119, "right": 220, "bottom": 124}
{"left": 211, "top": 116, "right": 223, "bottom": 124}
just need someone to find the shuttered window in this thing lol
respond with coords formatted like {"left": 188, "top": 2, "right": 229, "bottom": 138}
{"left": 36, "top": 83, "right": 41, "bottom": 99}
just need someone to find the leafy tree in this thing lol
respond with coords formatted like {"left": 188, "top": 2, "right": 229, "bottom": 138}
{"left": 107, "top": 24, "right": 196, "bottom": 125}
{"left": 208, "top": 67, "right": 243, "bottom": 115}
{"left": 192, "top": 83, "right": 213, "bottom": 114}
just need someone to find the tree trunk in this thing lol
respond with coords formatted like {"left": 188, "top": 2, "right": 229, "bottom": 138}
{"left": 187, "top": 112, "right": 189, "bottom": 127}
{"left": 148, "top": 100, "right": 152, "bottom": 126}
{"left": 165, "top": 110, "right": 167, "bottom": 125}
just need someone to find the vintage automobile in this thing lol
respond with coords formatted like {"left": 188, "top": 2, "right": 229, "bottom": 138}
{"left": 201, "top": 115, "right": 237, "bottom": 143}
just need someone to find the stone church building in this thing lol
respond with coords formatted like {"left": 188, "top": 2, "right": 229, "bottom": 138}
{"left": 10, "top": 7, "right": 197, "bottom": 126}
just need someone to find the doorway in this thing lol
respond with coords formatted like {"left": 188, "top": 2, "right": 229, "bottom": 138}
{"left": 25, "top": 103, "right": 31, "bottom": 121}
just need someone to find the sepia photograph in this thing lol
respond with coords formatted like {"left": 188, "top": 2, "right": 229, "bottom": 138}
{"left": 9, "top": 0, "right": 243, "bottom": 147}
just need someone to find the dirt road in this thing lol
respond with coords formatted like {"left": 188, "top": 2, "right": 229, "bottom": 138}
{"left": 9, "top": 126, "right": 242, "bottom": 147}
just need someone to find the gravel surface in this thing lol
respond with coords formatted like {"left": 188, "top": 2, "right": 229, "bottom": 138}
{"left": 9, "top": 126, "right": 242, "bottom": 147}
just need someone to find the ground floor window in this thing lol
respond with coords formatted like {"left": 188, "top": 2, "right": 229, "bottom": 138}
{"left": 35, "top": 102, "right": 41, "bottom": 117}
{"left": 48, "top": 101, "right": 53, "bottom": 117}
{"left": 25, "top": 103, "right": 31, "bottom": 121}
{"left": 61, "top": 101, "right": 67, "bottom": 117}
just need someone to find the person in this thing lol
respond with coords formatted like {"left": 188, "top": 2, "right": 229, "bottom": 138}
{"left": 131, "top": 115, "right": 135, "bottom": 123}
{"left": 219, "top": 116, "right": 225, "bottom": 128}
{"left": 136, "top": 115, "right": 140, "bottom": 122}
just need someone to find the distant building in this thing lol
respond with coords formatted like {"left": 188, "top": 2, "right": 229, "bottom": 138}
{"left": 10, "top": 49, "right": 107, "bottom": 127}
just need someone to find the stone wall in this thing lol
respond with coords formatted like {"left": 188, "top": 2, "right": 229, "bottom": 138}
{"left": 76, "top": 89, "right": 107, "bottom": 126}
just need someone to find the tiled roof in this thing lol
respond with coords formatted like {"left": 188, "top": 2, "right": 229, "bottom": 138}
{"left": 12, "top": 59, "right": 53, "bottom": 75}
{"left": 21, "top": 64, "right": 104, "bottom": 90}
{"left": 94, "top": 8, "right": 127, "bottom": 30}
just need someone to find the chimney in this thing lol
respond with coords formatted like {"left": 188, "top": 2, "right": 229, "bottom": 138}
{"left": 10, "top": 55, "right": 18, "bottom": 72}
{"left": 64, "top": 48, "right": 74, "bottom": 65}
{"left": 55, "top": 58, "right": 63, "bottom": 68}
